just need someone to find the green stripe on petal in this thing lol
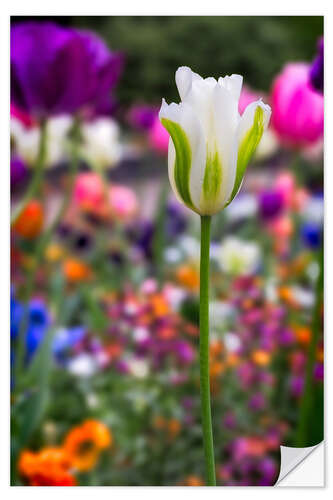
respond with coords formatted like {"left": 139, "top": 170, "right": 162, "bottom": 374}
{"left": 227, "top": 105, "right": 265, "bottom": 206}
{"left": 201, "top": 148, "right": 223, "bottom": 213}
{"left": 161, "top": 118, "right": 195, "bottom": 210}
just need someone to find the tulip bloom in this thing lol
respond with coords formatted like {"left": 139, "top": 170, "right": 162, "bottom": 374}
{"left": 11, "top": 22, "right": 124, "bottom": 117}
{"left": 159, "top": 67, "right": 271, "bottom": 215}
{"left": 271, "top": 63, "right": 324, "bottom": 149}
{"left": 159, "top": 67, "right": 270, "bottom": 486}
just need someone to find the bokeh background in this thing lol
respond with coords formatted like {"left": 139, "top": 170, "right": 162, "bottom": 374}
{"left": 10, "top": 16, "right": 323, "bottom": 486}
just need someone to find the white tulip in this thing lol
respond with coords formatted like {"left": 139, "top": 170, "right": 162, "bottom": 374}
{"left": 81, "top": 118, "right": 122, "bottom": 169}
{"left": 218, "top": 237, "right": 261, "bottom": 276}
{"left": 159, "top": 67, "right": 271, "bottom": 215}
{"left": 11, "top": 115, "right": 73, "bottom": 167}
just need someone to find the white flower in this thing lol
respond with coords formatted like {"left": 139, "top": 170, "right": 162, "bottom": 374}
{"left": 224, "top": 332, "right": 242, "bottom": 353}
{"left": 159, "top": 67, "right": 271, "bottom": 215}
{"left": 81, "top": 118, "right": 122, "bottom": 169}
{"left": 11, "top": 115, "right": 73, "bottom": 167}
{"left": 289, "top": 286, "right": 315, "bottom": 309}
{"left": 128, "top": 359, "right": 150, "bottom": 378}
{"left": 67, "top": 353, "right": 97, "bottom": 377}
{"left": 209, "top": 301, "right": 235, "bottom": 330}
{"left": 225, "top": 193, "right": 258, "bottom": 222}
{"left": 218, "top": 237, "right": 261, "bottom": 276}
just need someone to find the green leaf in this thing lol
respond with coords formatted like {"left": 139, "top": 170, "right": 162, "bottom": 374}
{"left": 160, "top": 118, "right": 195, "bottom": 211}
{"left": 227, "top": 105, "right": 265, "bottom": 206}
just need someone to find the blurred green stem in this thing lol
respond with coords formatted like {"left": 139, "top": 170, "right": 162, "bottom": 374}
{"left": 13, "top": 117, "right": 81, "bottom": 387}
{"left": 199, "top": 215, "right": 216, "bottom": 486}
{"left": 295, "top": 244, "right": 323, "bottom": 446}
{"left": 11, "top": 119, "right": 47, "bottom": 225}
{"left": 152, "top": 178, "right": 169, "bottom": 284}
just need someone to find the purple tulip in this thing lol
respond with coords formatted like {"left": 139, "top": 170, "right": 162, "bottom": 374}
{"left": 127, "top": 104, "right": 158, "bottom": 130}
{"left": 258, "top": 189, "right": 284, "bottom": 221}
{"left": 11, "top": 22, "right": 124, "bottom": 118}
{"left": 11, "top": 155, "right": 27, "bottom": 189}
{"left": 310, "top": 37, "right": 324, "bottom": 94}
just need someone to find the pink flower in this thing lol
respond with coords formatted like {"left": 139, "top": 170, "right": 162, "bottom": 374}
{"left": 109, "top": 184, "right": 138, "bottom": 220}
{"left": 275, "top": 172, "right": 295, "bottom": 207}
{"left": 238, "top": 85, "right": 262, "bottom": 115}
{"left": 148, "top": 116, "right": 169, "bottom": 154}
{"left": 73, "top": 172, "right": 106, "bottom": 215}
{"left": 271, "top": 63, "right": 324, "bottom": 148}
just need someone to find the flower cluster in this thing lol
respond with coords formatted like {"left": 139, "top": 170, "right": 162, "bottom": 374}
{"left": 19, "top": 420, "right": 112, "bottom": 486}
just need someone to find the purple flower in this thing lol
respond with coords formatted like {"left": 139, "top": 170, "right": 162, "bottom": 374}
{"left": 310, "top": 37, "right": 324, "bottom": 94}
{"left": 248, "top": 393, "right": 266, "bottom": 411}
{"left": 259, "top": 457, "right": 277, "bottom": 483}
{"left": 127, "top": 104, "right": 157, "bottom": 131}
{"left": 314, "top": 362, "right": 324, "bottom": 381}
{"left": 11, "top": 156, "right": 27, "bottom": 190}
{"left": 279, "top": 327, "right": 295, "bottom": 346}
{"left": 290, "top": 375, "right": 304, "bottom": 398}
{"left": 223, "top": 411, "right": 237, "bottom": 429}
{"left": 258, "top": 189, "right": 284, "bottom": 221}
{"left": 11, "top": 22, "right": 124, "bottom": 117}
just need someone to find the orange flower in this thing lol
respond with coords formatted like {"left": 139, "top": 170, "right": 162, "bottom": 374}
{"left": 252, "top": 350, "right": 271, "bottom": 366}
{"left": 63, "top": 258, "right": 92, "bottom": 283}
{"left": 225, "top": 353, "right": 240, "bottom": 367}
{"left": 184, "top": 475, "right": 204, "bottom": 486}
{"left": 168, "top": 418, "right": 181, "bottom": 438}
{"left": 64, "top": 420, "right": 112, "bottom": 472}
{"left": 294, "top": 325, "right": 311, "bottom": 345}
{"left": 210, "top": 361, "right": 225, "bottom": 377}
{"left": 150, "top": 294, "right": 170, "bottom": 317}
{"left": 210, "top": 340, "right": 224, "bottom": 358}
{"left": 279, "top": 286, "right": 299, "bottom": 308}
{"left": 13, "top": 200, "right": 43, "bottom": 239}
{"left": 176, "top": 265, "right": 199, "bottom": 291}
{"left": 18, "top": 447, "right": 75, "bottom": 486}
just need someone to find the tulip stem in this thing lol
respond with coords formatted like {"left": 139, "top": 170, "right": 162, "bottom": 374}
{"left": 294, "top": 244, "right": 323, "bottom": 447}
{"left": 199, "top": 215, "right": 216, "bottom": 486}
{"left": 11, "top": 119, "right": 48, "bottom": 225}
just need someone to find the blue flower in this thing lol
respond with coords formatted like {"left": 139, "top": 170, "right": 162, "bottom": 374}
{"left": 301, "top": 222, "right": 322, "bottom": 250}
{"left": 52, "top": 326, "right": 86, "bottom": 361}
{"left": 10, "top": 293, "right": 24, "bottom": 340}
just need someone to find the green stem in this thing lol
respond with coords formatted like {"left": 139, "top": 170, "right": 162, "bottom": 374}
{"left": 295, "top": 244, "right": 323, "bottom": 446}
{"left": 199, "top": 215, "right": 216, "bottom": 486}
{"left": 13, "top": 118, "right": 81, "bottom": 387}
{"left": 11, "top": 120, "right": 48, "bottom": 225}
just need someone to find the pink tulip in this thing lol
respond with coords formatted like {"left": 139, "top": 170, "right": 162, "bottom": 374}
{"left": 275, "top": 172, "right": 295, "bottom": 207}
{"left": 73, "top": 172, "right": 106, "bottom": 215}
{"left": 271, "top": 63, "right": 324, "bottom": 148}
{"left": 109, "top": 184, "right": 138, "bottom": 220}
{"left": 238, "top": 85, "right": 262, "bottom": 115}
{"left": 148, "top": 116, "right": 169, "bottom": 154}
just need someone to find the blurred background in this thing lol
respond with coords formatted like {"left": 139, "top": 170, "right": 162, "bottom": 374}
{"left": 10, "top": 16, "right": 323, "bottom": 486}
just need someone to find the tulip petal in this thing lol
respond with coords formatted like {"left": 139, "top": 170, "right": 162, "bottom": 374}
{"left": 160, "top": 98, "right": 206, "bottom": 212}
{"left": 176, "top": 66, "right": 202, "bottom": 101}
{"left": 228, "top": 100, "right": 271, "bottom": 205}
{"left": 218, "top": 74, "right": 243, "bottom": 102}
{"left": 200, "top": 148, "right": 223, "bottom": 214}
